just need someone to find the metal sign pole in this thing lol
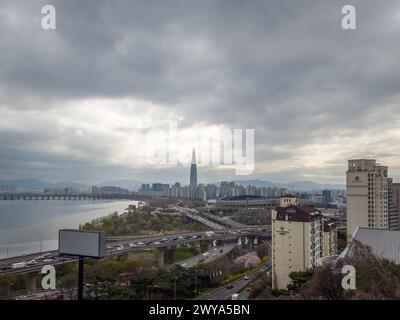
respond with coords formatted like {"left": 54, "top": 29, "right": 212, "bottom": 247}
{"left": 58, "top": 229, "right": 106, "bottom": 300}
{"left": 78, "top": 257, "right": 84, "bottom": 300}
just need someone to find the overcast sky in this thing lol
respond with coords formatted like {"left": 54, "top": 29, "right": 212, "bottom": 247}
{"left": 0, "top": 0, "right": 400, "bottom": 185}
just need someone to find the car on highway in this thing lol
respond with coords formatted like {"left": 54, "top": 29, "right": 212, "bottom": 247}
{"left": 243, "top": 275, "right": 249, "bottom": 280}
{"left": 198, "top": 258, "right": 205, "bottom": 262}
{"left": 231, "top": 293, "right": 240, "bottom": 300}
{"left": 27, "top": 259, "right": 38, "bottom": 265}
{"left": 137, "top": 241, "right": 144, "bottom": 245}
{"left": 154, "top": 241, "right": 161, "bottom": 245}
{"left": 226, "top": 284, "right": 234, "bottom": 289}
{"left": 43, "top": 258, "right": 54, "bottom": 263}
{"left": 129, "top": 243, "right": 137, "bottom": 248}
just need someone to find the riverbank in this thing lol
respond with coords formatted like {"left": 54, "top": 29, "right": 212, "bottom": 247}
{"left": 0, "top": 199, "right": 136, "bottom": 259}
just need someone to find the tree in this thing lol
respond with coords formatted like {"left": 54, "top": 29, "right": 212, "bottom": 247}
{"left": 300, "top": 241, "right": 400, "bottom": 300}
{"left": 300, "top": 265, "right": 344, "bottom": 300}
{"left": 287, "top": 269, "right": 313, "bottom": 291}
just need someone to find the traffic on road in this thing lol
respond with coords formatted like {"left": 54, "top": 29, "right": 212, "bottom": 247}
{"left": 0, "top": 226, "right": 270, "bottom": 277}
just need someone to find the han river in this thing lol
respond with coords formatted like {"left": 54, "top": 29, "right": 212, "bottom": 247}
{"left": 0, "top": 199, "right": 135, "bottom": 259}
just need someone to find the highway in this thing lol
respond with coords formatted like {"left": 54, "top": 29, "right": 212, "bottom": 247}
{"left": 177, "top": 243, "right": 236, "bottom": 268}
{"left": 200, "top": 257, "right": 272, "bottom": 300}
{"left": 206, "top": 277, "right": 253, "bottom": 300}
{"left": 197, "top": 211, "right": 247, "bottom": 229}
{"left": 170, "top": 205, "right": 226, "bottom": 230}
{"left": 0, "top": 226, "right": 270, "bottom": 277}
{"left": 11, "top": 243, "right": 237, "bottom": 300}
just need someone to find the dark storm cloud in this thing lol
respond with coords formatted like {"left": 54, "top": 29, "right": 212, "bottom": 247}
{"left": 0, "top": 0, "right": 400, "bottom": 183}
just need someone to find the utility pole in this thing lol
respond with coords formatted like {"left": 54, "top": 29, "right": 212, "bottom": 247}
{"left": 6, "top": 247, "right": 9, "bottom": 259}
{"left": 40, "top": 236, "right": 43, "bottom": 252}
{"left": 195, "top": 270, "right": 198, "bottom": 296}
{"left": 174, "top": 276, "right": 177, "bottom": 300}
{"left": 78, "top": 257, "right": 84, "bottom": 300}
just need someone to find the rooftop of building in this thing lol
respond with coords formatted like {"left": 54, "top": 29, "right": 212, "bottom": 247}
{"left": 275, "top": 204, "right": 321, "bottom": 222}
{"left": 345, "top": 227, "right": 400, "bottom": 265}
{"left": 219, "top": 195, "right": 273, "bottom": 201}
{"left": 281, "top": 194, "right": 297, "bottom": 198}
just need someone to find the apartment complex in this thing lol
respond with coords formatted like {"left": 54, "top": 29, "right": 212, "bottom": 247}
{"left": 322, "top": 217, "right": 337, "bottom": 257}
{"left": 391, "top": 183, "right": 400, "bottom": 230}
{"left": 346, "top": 159, "right": 398, "bottom": 239}
{"left": 272, "top": 204, "right": 323, "bottom": 289}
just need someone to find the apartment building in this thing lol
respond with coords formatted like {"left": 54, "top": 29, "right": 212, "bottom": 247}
{"left": 346, "top": 159, "right": 396, "bottom": 239}
{"left": 271, "top": 204, "right": 323, "bottom": 289}
{"left": 391, "top": 183, "right": 400, "bottom": 230}
{"left": 322, "top": 217, "right": 337, "bottom": 257}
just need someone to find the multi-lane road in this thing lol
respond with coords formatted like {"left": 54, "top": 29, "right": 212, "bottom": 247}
{"left": 178, "top": 243, "right": 236, "bottom": 268}
{"left": 200, "top": 257, "right": 272, "bottom": 300}
{"left": 0, "top": 226, "right": 270, "bottom": 277}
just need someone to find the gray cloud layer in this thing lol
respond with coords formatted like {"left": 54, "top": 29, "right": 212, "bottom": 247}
{"left": 1, "top": 0, "right": 400, "bottom": 184}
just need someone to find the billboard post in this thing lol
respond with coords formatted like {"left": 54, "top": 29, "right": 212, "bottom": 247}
{"left": 58, "top": 229, "right": 106, "bottom": 300}
{"left": 78, "top": 257, "right": 84, "bottom": 300}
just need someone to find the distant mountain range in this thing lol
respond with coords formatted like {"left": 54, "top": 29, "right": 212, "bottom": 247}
{"left": 0, "top": 178, "right": 345, "bottom": 192}
{"left": 0, "top": 179, "right": 89, "bottom": 191}
{"left": 97, "top": 179, "right": 143, "bottom": 191}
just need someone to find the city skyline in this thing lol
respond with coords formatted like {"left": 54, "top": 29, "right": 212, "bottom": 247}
{"left": 1, "top": 1, "right": 400, "bottom": 185}
{"left": 2, "top": 0, "right": 400, "bottom": 305}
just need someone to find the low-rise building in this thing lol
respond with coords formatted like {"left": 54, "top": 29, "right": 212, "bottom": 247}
{"left": 217, "top": 195, "right": 279, "bottom": 210}
{"left": 340, "top": 227, "right": 400, "bottom": 265}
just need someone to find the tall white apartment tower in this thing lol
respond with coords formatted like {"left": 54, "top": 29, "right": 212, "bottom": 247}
{"left": 346, "top": 159, "right": 393, "bottom": 239}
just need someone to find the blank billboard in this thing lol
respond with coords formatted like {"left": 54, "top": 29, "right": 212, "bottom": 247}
{"left": 59, "top": 229, "right": 106, "bottom": 258}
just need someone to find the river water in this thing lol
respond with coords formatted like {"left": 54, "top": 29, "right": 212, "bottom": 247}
{"left": 0, "top": 199, "right": 136, "bottom": 259}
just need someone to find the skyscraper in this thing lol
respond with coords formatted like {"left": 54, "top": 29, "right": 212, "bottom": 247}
{"left": 190, "top": 148, "right": 197, "bottom": 189}
{"left": 346, "top": 159, "right": 395, "bottom": 240}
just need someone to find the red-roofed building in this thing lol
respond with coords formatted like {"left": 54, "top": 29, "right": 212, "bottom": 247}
{"left": 272, "top": 204, "right": 323, "bottom": 289}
